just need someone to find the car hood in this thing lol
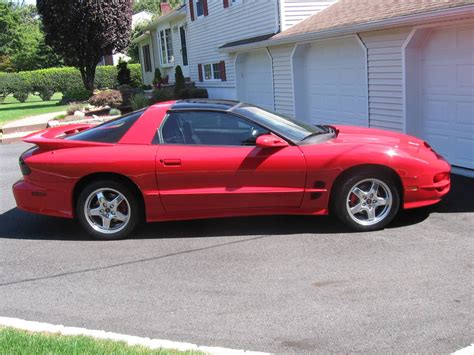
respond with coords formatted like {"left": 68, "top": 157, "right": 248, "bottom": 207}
{"left": 330, "top": 125, "right": 425, "bottom": 152}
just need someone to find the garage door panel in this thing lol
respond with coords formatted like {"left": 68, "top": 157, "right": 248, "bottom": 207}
{"left": 420, "top": 24, "right": 474, "bottom": 169}
{"left": 457, "top": 137, "right": 474, "bottom": 167}
{"left": 236, "top": 50, "right": 274, "bottom": 111}
{"left": 294, "top": 37, "right": 368, "bottom": 127}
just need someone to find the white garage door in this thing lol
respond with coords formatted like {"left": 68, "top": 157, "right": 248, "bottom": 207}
{"left": 294, "top": 37, "right": 368, "bottom": 126}
{"left": 420, "top": 24, "right": 474, "bottom": 169}
{"left": 235, "top": 50, "right": 274, "bottom": 111}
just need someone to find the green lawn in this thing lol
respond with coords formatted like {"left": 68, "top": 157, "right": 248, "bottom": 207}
{"left": 0, "top": 328, "right": 203, "bottom": 355}
{"left": 0, "top": 93, "right": 67, "bottom": 126}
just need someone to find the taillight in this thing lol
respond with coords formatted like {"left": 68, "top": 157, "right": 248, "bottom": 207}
{"left": 19, "top": 157, "right": 31, "bottom": 175}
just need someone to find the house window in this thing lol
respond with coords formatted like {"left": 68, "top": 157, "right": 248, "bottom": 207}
{"left": 142, "top": 44, "right": 152, "bottom": 72}
{"left": 195, "top": 0, "right": 204, "bottom": 17}
{"left": 159, "top": 28, "right": 174, "bottom": 65}
{"left": 203, "top": 63, "right": 221, "bottom": 81}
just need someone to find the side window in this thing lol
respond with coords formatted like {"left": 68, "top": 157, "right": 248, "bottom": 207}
{"left": 161, "top": 111, "right": 269, "bottom": 146}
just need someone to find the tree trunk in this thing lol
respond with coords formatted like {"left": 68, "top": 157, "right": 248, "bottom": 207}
{"left": 79, "top": 64, "right": 97, "bottom": 94}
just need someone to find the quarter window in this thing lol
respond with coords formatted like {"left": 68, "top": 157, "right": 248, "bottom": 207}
{"left": 161, "top": 111, "right": 270, "bottom": 146}
{"left": 159, "top": 28, "right": 174, "bottom": 65}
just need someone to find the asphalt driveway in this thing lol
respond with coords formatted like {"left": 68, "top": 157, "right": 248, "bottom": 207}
{"left": 0, "top": 142, "right": 472, "bottom": 353}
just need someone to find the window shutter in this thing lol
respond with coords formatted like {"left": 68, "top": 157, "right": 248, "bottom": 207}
{"left": 223, "top": 0, "right": 229, "bottom": 8}
{"left": 189, "top": 0, "right": 195, "bottom": 21}
{"left": 219, "top": 61, "right": 227, "bottom": 82}
{"left": 203, "top": 0, "right": 209, "bottom": 16}
{"left": 198, "top": 64, "right": 203, "bottom": 82}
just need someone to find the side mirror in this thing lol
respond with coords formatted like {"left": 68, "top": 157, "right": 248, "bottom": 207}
{"left": 256, "top": 134, "right": 289, "bottom": 149}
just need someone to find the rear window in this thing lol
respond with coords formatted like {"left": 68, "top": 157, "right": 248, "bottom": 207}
{"left": 66, "top": 110, "right": 145, "bottom": 143}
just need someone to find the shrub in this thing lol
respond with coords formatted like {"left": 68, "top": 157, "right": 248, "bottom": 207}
{"left": 89, "top": 89, "right": 123, "bottom": 108}
{"left": 109, "top": 108, "right": 122, "bottom": 116}
{"left": 62, "top": 86, "right": 91, "bottom": 104}
{"left": 191, "top": 88, "right": 209, "bottom": 98}
{"left": 179, "top": 87, "right": 209, "bottom": 100}
{"left": 130, "top": 93, "right": 149, "bottom": 111}
{"left": 118, "top": 84, "right": 142, "bottom": 106}
{"left": 66, "top": 102, "right": 85, "bottom": 115}
{"left": 0, "top": 64, "right": 143, "bottom": 101}
{"left": 117, "top": 60, "right": 131, "bottom": 86}
{"left": 38, "top": 89, "right": 54, "bottom": 101}
{"left": 13, "top": 90, "right": 29, "bottom": 103}
{"left": 174, "top": 65, "right": 185, "bottom": 97}
{"left": 152, "top": 68, "right": 162, "bottom": 87}
{"left": 141, "top": 84, "right": 152, "bottom": 90}
{"left": 151, "top": 88, "right": 175, "bottom": 104}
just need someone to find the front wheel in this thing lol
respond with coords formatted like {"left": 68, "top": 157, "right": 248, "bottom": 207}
{"left": 332, "top": 172, "right": 400, "bottom": 231}
{"left": 76, "top": 180, "right": 140, "bottom": 240}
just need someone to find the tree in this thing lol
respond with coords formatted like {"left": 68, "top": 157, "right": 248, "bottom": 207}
{"left": 132, "top": 0, "right": 182, "bottom": 14}
{"left": 37, "top": 0, "right": 133, "bottom": 93}
{"left": 0, "top": 2, "right": 62, "bottom": 72}
{"left": 127, "top": 20, "right": 150, "bottom": 63}
{"left": 174, "top": 65, "right": 185, "bottom": 97}
{"left": 117, "top": 59, "right": 131, "bottom": 86}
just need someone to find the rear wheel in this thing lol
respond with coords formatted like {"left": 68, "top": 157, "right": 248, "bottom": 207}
{"left": 333, "top": 171, "right": 400, "bottom": 231}
{"left": 77, "top": 180, "right": 140, "bottom": 240}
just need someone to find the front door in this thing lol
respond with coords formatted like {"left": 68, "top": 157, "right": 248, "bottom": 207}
{"left": 156, "top": 110, "right": 306, "bottom": 212}
{"left": 179, "top": 26, "right": 189, "bottom": 77}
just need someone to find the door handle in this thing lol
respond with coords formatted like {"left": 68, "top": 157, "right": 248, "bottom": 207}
{"left": 162, "top": 159, "right": 181, "bottom": 166}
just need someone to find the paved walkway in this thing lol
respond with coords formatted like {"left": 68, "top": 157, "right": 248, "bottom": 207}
{"left": 2, "top": 111, "right": 65, "bottom": 130}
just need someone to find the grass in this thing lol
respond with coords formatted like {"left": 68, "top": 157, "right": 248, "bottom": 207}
{"left": 0, "top": 93, "right": 67, "bottom": 126}
{"left": 0, "top": 327, "right": 203, "bottom": 355}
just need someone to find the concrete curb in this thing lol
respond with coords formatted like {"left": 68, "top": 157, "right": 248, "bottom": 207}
{"left": 0, "top": 317, "right": 270, "bottom": 355}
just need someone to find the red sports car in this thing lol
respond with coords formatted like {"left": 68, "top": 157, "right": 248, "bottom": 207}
{"left": 13, "top": 100, "right": 451, "bottom": 239}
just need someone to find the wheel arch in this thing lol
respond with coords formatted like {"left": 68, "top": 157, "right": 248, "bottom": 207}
{"left": 72, "top": 172, "right": 146, "bottom": 219}
{"left": 329, "top": 164, "right": 404, "bottom": 213}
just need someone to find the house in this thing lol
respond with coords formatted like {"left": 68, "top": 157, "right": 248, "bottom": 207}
{"left": 186, "top": 0, "right": 337, "bottom": 103}
{"left": 134, "top": 3, "right": 189, "bottom": 85}
{"left": 100, "top": 11, "right": 153, "bottom": 66}
{"left": 223, "top": 0, "right": 474, "bottom": 177}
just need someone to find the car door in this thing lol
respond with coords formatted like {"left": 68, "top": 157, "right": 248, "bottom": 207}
{"left": 155, "top": 110, "right": 306, "bottom": 212}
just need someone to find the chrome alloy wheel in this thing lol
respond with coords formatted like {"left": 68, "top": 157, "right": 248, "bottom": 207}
{"left": 84, "top": 188, "right": 131, "bottom": 234}
{"left": 346, "top": 178, "right": 393, "bottom": 226}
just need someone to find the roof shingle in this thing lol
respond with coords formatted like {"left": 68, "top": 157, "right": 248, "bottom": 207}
{"left": 274, "top": 0, "right": 474, "bottom": 39}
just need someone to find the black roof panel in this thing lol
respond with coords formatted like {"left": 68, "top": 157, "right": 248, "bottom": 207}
{"left": 171, "top": 99, "right": 240, "bottom": 111}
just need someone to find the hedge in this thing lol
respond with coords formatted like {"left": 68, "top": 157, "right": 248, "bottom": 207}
{"left": 0, "top": 64, "right": 142, "bottom": 102}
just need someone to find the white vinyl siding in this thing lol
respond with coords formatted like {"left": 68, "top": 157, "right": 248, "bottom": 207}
{"left": 187, "top": 0, "right": 278, "bottom": 94}
{"left": 280, "top": 0, "right": 337, "bottom": 31}
{"left": 360, "top": 27, "right": 412, "bottom": 132}
{"left": 268, "top": 44, "right": 296, "bottom": 117}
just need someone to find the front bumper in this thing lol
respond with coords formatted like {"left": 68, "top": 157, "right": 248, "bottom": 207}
{"left": 402, "top": 159, "right": 451, "bottom": 209}
{"left": 13, "top": 179, "right": 73, "bottom": 218}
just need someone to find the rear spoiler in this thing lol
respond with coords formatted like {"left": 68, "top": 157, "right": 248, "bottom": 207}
{"left": 22, "top": 124, "right": 112, "bottom": 150}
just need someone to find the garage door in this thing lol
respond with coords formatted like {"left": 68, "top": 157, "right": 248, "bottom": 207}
{"left": 420, "top": 24, "right": 474, "bottom": 169}
{"left": 235, "top": 50, "right": 274, "bottom": 111}
{"left": 293, "top": 37, "right": 368, "bottom": 126}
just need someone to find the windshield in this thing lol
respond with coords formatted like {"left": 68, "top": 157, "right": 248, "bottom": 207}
{"left": 233, "top": 105, "right": 327, "bottom": 142}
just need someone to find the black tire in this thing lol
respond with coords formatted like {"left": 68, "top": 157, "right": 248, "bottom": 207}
{"left": 332, "top": 170, "right": 400, "bottom": 232}
{"left": 76, "top": 180, "right": 141, "bottom": 240}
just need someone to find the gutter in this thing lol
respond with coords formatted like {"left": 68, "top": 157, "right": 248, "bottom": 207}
{"left": 133, "top": 31, "right": 151, "bottom": 44}
{"left": 220, "top": 4, "right": 474, "bottom": 53}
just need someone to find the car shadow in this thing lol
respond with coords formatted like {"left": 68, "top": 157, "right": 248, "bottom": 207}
{"left": 0, "top": 175, "right": 471, "bottom": 241}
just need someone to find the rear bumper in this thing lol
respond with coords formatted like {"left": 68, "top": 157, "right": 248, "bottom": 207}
{"left": 402, "top": 160, "right": 451, "bottom": 209}
{"left": 13, "top": 179, "right": 73, "bottom": 218}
